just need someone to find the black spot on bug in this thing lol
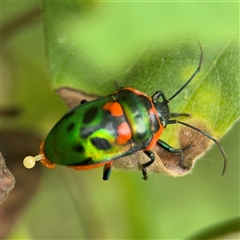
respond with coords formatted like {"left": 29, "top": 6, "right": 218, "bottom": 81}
{"left": 80, "top": 126, "right": 98, "bottom": 138}
{"left": 91, "top": 137, "right": 112, "bottom": 150}
{"left": 60, "top": 108, "right": 76, "bottom": 122}
{"left": 67, "top": 123, "right": 75, "bottom": 132}
{"left": 83, "top": 107, "right": 98, "bottom": 124}
{"left": 73, "top": 144, "right": 84, "bottom": 153}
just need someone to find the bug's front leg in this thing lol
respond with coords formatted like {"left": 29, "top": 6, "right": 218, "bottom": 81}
{"left": 152, "top": 91, "right": 167, "bottom": 102}
{"left": 142, "top": 150, "right": 155, "bottom": 180}
{"left": 157, "top": 139, "right": 193, "bottom": 169}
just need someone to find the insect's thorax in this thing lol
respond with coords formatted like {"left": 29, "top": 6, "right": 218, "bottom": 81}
{"left": 152, "top": 100, "right": 170, "bottom": 128}
{"left": 116, "top": 88, "right": 164, "bottom": 149}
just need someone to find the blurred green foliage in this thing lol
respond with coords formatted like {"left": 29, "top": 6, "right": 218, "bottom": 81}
{"left": 2, "top": 1, "right": 239, "bottom": 239}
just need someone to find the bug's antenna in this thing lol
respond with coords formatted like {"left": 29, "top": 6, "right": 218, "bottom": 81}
{"left": 168, "top": 119, "right": 227, "bottom": 175}
{"left": 166, "top": 42, "right": 203, "bottom": 103}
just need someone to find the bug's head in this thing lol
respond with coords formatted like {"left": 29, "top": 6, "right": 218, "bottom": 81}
{"left": 152, "top": 95, "right": 170, "bottom": 128}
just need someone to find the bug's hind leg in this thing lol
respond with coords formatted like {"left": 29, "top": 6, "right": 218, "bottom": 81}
{"left": 102, "top": 161, "right": 113, "bottom": 181}
{"left": 80, "top": 99, "right": 88, "bottom": 104}
{"left": 157, "top": 139, "right": 193, "bottom": 153}
{"left": 157, "top": 139, "right": 193, "bottom": 169}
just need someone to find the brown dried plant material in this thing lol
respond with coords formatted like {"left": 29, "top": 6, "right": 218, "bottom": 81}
{"left": 56, "top": 87, "right": 98, "bottom": 109}
{"left": 0, "top": 153, "right": 15, "bottom": 204}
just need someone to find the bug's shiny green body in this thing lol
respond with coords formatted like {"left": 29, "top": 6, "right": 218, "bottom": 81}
{"left": 44, "top": 88, "right": 164, "bottom": 172}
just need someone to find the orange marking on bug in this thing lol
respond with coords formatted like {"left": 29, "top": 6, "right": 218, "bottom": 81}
{"left": 116, "top": 122, "right": 132, "bottom": 144}
{"left": 123, "top": 87, "right": 149, "bottom": 97}
{"left": 103, "top": 102, "right": 123, "bottom": 117}
{"left": 149, "top": 108, "right": 155, "bottom": 115}
{"left": 39, "top": 141, "right": 56, "bottom": 169}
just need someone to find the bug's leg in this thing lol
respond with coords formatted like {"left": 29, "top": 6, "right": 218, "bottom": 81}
{"left": 141, "top": 150, "right": 155, "bottom": 180}
{"left": 170, "top": 113, "right": 191, "bottom": 118}
{"left": 167, "top": 119, "right": 227, "bottom": 175}
{"left": 80, "top": 99, "right": 88, "bottom": 104}
{"left": 152, "top": 91, "right": 167, "bottom": 102}
{"left": 102, "top": 161, "right": 113, "bottom": 181}
{"left": 157, "top": 139, "right": 193, "bottom": 169}
{"left": 157, "top": 139, "right": 193, "bottom": 154}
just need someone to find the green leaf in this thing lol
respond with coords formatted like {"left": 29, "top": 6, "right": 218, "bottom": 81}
{"left": 186, "top": 217, "right": 240, "bottom": 239}
{"left": 43, "top": 1, "right": 239, "bottom": 95}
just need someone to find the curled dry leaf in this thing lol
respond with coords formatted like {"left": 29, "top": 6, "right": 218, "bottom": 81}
{"left": 115, "top": 121, "right": 212, "bottom": 176}
{"left": 56, "top": 87, "right": 98, "bottom": 109}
